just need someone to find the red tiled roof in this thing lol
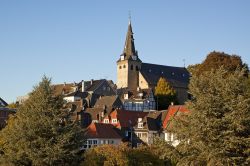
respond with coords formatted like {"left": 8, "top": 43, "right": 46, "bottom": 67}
{"left": 115, "top": 109, "right": 148, "bottom": 128}
{"left": 162, "top": 105, "right": 189, "bottom": 129}
{"left": 84, "top": 123, "right": 122, "bottom": 139}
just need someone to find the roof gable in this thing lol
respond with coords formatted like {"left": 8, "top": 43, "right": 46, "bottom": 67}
{"left": 0, "top": 97, "right": 8, "bottom": 107}
{"left": 84, "top": 123, "right": 122, "bottom": 139}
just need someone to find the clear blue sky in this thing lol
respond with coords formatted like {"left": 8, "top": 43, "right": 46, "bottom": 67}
{"left": 1, "top": 0, "right": 250, "bottom": 103}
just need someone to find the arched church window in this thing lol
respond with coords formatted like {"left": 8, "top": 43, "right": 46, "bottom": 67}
{"left": 123, "top": 65, "right": 126, "bottom": 68}
{"left": 131, "top": 65, "right": 133, "bottom": 70}
{"left": 119, "top": 66, "right": 122, "bottom": 69}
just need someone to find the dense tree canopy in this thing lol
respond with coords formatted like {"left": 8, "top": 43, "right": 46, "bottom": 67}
{"left": 170, "top": 67, "right": 250, "bottom": 165}
{"left": 155, "top": 77, "right": 178, "bottom": 110}
{"left": 0, "top": 76, "right": 84, "bottom": 166}
{"left": 189, "top": 51, "right": 248, "bottom": 76}
{"left": 82, "top": 144, "right": 164, "bottom": 166}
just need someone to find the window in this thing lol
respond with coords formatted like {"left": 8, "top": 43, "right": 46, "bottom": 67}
{"left": 123, "top": 65, "right": 126, "bottom": 68}
{"left": 119, "top": 66, "right": 122, "bottom": 69}
{"left": 131, "top": 65, "right": 133, "bottom": 70}
{"left": 103, "top": 86, "right": 106, "bottom": 91}
{"left": 104, "top": 119, "right": 109, "bottom": 123}
{"left": 107, "top": 87, "right": 110, "bottom": 91}
{"left": 112, "top": 119, "right": 117, "bottom": 124}
{"left": 136, "top": 66, "right": 139, "bottom": 71}
{"left": 138, "top": 122, "right": 143, "bottom": 128}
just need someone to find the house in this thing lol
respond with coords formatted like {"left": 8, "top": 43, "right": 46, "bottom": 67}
{"left": 120, "top": 88, "right": 156, "bottom": 111}
{"left": 116, "top": 20, "right": 190, "bottom": 104}
{"left": 161, "top": 105, "right": 189, "bottom": 146}
{"left": 82, "top": 123, "right": 123, "bottom": 150}
{"left": 133, "top": 111, "right": 162, "bottom": 146}
{"left": 0, "top": 98, "right": 16, "bottom": 129}
{"left": 96, "top": 109, "right": 163, "bottom": 147}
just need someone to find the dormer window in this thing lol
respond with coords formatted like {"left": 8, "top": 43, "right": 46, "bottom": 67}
{"left": 172, "top": 72, "right": 175, "bottom": 76}
{"left": 138, "top": 122, "right": 143, "bottom": 128}
{"left": 104, "top": 119, "right": 109, "bottom": 123}
{"left": 124, "top": 93, "right": 129, "bottom": 99}
{"left": 112, "top": 119, "right": 117, "bottom": 124}
{"left": 138, "top": 118, "right": 143, "bottom": 128}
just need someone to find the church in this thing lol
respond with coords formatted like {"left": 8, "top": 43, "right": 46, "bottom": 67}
{"left": 117, "top": 20, "right": 190, "bottom": 105}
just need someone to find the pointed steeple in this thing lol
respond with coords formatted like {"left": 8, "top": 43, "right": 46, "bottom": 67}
{"left": 123, "top": 20, "right": 137, "bottom": 58}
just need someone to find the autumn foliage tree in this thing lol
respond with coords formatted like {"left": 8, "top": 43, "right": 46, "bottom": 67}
{"left": 0, "top": 76, "right": 84, "bottom": 165}
{"left": 82, "top": 144, "right": 164, "bottom": 166}
{"left": 155, "top": 77, "right": 177, "bottom": 110}
{"left": 189, "top": 51, "right": 248, "bottom": 76}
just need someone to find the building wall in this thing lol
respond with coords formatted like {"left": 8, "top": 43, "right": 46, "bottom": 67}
{"left": 117, "top": 60, "right": 141, "bottom": 91}
{"left": 117, "top": 60, "right": 129, "bottom": 89}
{"left": 83, "top": 138, "right": 122, "bottom": 150}
{"left": 138, "top": 72, "right": 149, "bottom": 89}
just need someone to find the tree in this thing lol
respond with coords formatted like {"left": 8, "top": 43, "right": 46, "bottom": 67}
{"left": 82, "top": 144, "right": 128, "bottom": 166}
{"left": 151, "top": 137, "right": 182, "bottom": 166}
{"left": 6, "top": 102, "right": 19, "bottom": 109}
{"left": 82, "top": 144, "right": 164, "bottom": 166}
{"left": 155, "top": 77, "right": 177, "bottom": 110}
{"left": 0, "top": 76, "right": 84, "bottom": 165}
{"left": 192, "top": 51, "right": 248, "bottom": 76}
{"left": 171, "top": 68, "right": 250, "bottom": 165}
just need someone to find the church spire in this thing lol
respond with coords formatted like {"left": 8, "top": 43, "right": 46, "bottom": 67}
{"left": 123, "top": 19, "right": 137, "bottom": 57}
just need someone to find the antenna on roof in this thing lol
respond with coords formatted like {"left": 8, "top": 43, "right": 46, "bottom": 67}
{"left": 183, "top": 59, "right": 186, "bottom": 68}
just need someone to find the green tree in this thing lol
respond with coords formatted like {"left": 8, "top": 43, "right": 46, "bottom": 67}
{"left": 155, "top": 77, "right": 177, "bottom": 110}
{"left": 0, "top": 76, "right": 84, "bottom": 166}
{"left": 171, "top": 68, "right": 250, "bottom": 165}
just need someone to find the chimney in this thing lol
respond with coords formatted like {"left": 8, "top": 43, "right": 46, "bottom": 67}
{"left": 82, "top": 80, "right": 85, "bottom": 92}
{"left": 91, "top": 79, "right": 94, "bottom": 85}
{"left": 137, "top": 86, "right": 141, "bottom": 92}
{"left": 64, "top": 82, "right": 66, "bottom": 86}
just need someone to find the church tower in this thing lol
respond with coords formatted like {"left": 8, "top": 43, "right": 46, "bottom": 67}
{"left": 117, "top": 20, "right": 142, "bottom": 90}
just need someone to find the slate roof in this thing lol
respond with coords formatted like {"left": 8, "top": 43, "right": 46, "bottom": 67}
{"left": 52, "top": 83, "right": 74, "bottom": 96}
{"left": 140, "top": 63, "right": 190, "bottom": 88}
{"left": 84, "top": 107, "right": 112, "bottom": 121}
{"left": 83, "top": 123, "right": 122, "bottom": 139}
{"left": 94, "top": 96, "right": 122, "bottom": 109}
{"left": 65, "top": 91, "right": 89, "bottom": 98}
{"left": 0, "top": 97, "right": 8, "bottom": 107}
{"left": 83, "top": 79, "right": 105, "bottom": 92}
{"left": 134, "top": 111, "right": 162, "bottom": 131}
